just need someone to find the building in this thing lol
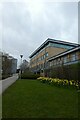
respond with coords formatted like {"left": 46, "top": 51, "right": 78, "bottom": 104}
{"left": 48, "top": 45, "right": 80, "bottom": 67}
{"left": 29, "top": 38, "right": 78, "bottom": 76}
{"left": 46, "top": 45, "right": 80, "bottom": 80}
{"left": 0, "top": 51, "right": 2, "bottom": 80}
{"left": 11, "top": 57, "right": 17, "bottom": 74}
{"left": 20, "top": 59, "right": 29, "bottom": 72}
{"left": 2, "top": 52, "right": 17, "bottom": 78}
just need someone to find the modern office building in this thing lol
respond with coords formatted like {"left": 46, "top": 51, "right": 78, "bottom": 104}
{"left": 29, "top": 38, "right": 78, "bottom": 76}
{"left": 47, "top": 45, "right": 80, "bottom": 80}
{"left": 48, "top": 45, "right": 80, "bottom": 67}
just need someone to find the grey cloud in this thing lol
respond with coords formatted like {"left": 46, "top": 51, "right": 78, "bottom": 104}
{"left": 2, "top": 3, "right": 32, "bottom": 34}
{"left": 1, "top": 2, "right": 78, "bottom": 66}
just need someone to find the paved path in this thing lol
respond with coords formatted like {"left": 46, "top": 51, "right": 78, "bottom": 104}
{"left": 0, "top": 74, "right": 18, "bottom": 94}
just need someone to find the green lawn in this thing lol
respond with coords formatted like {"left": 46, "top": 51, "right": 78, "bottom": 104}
{"left": 2, "top": 79, "right": 79, "bottom": 118}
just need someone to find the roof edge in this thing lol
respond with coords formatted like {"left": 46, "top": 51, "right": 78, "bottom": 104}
{"left": 29, "top": 38, "right": 79, "bottom": 58}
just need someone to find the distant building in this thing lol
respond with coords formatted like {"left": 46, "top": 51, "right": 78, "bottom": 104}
{"left": 20, "top": 60, "right": 29, "bottom": 72}
{"left": 2, "top": 52, "right": 17, "bottom": 76}
{"left": 0, "top": 51, "right": 2, "bottom": 79}
{"left": 11, "top": 57, "right": 17, "bottom": 74}
{"left": 29, "top": 38, "right": 78, "bottom": 76}
{"left": 20, "top": 59, "right": 29, "bottom": 72}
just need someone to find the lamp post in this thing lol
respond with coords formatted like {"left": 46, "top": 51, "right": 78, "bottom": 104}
{"left": 20, "top": 55, "right": 23, "bottom": 79}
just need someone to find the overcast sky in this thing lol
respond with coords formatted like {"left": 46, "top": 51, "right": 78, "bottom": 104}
{"left": 0, "top": 0, "right": 78, "bottom": 67}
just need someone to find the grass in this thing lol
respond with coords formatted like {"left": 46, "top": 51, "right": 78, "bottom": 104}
{"left": 2, "top": 79, "right": 79, "bottom": 118}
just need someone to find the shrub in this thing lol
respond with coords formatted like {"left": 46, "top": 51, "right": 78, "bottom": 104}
{"left": 46, "top": 62, "right": 80, "bottom": 81}
{"left": 2, "top": 74, "right": 12, "bottom": 80}
{"left": 21, "top": 71, "right": 40, "bottom": 79}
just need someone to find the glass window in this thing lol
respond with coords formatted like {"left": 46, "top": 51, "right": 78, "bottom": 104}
{"left": 56, "top": 59, "right": 59, "bottom": 65}
{"left": 75, "top": 52, "right": 79, "bottom": 60}
{"left": 71, "top": 54, "right": 76, "bottom": 61}
{"left": 43, "top": 54, "right": 45, "bottom": 59}
{"left": 42, "top": 64, "right": 43, "bottom": 69}
{"left": 57, "top": 58, "right": 60, "bottom": 65}
{"left": 45, "top": 52, "right": 48, "bottom": 57}
{"left": 60, "top": 59, "right": 62, "bottom": 64}
{"left": 49, "top": 42, "right": 73, "bottom": 49}
{"left": 64, "top": 56, "right": 68, "bottom": 63}
{"left": 41, "top": 56, "right": 43, "bottom": 60}
{"left": 53, "top": 60, "right": 56, "bottom": 65}
{"left": 50, "top": 62, "right": 53, "bottom": 66}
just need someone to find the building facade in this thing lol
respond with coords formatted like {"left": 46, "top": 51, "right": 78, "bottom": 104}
{"left": 46, "top": 46, "right": 80, "bottom": 80}
{"left": 20, "top": 59, "right": 29, "bottom": 72}
{"left": 48, "top": 46, "right": 80, "bottom": 67}
{"left": 2, "top": 52, "right": 17, "bottom": 78}
{"left": 29, "top": 38, "right": 78, "bottom": 76}
{"left": 11, "top": 57, "right": 17, "bottom": 74}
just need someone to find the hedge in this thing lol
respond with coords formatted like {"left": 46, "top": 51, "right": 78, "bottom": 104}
{"left": 45, "top": 62, "right": 80, "bottom": 81}
{"left": 21, "top": 71, "right": 40, "bottom": 79}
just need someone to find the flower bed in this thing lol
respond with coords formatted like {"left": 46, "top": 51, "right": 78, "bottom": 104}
{"left": 37, "top": 77, "right": 79, "bottom": 89}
